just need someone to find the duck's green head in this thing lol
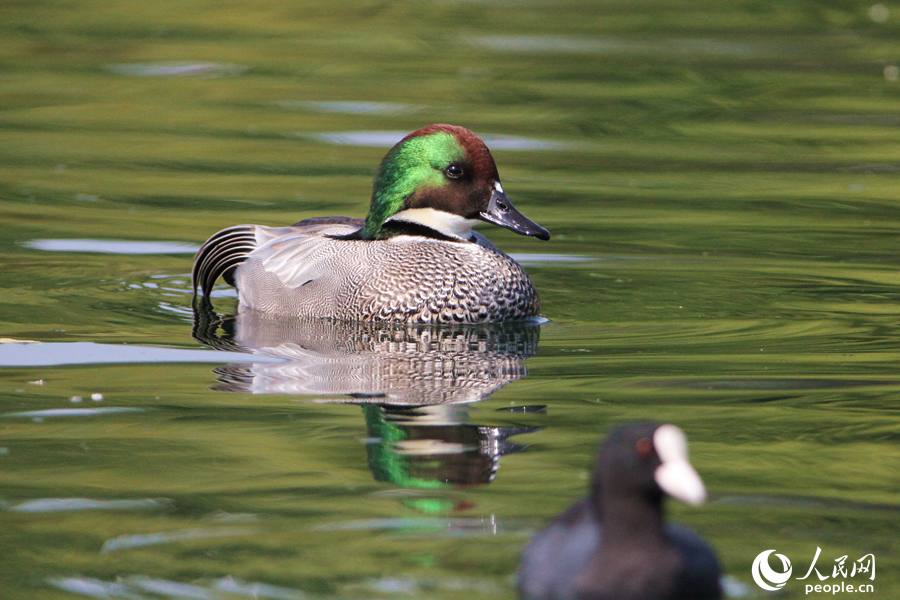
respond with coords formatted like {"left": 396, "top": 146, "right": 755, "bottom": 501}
{"left": 362, "top": 124, "right": 550, "bottom": 242}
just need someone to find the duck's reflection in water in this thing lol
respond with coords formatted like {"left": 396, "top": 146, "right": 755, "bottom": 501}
{"left": 364, "top": 404, "right": 538, "bottom": 488}
{"left": 193, "top": 307, "right": 542, "bottom": 487}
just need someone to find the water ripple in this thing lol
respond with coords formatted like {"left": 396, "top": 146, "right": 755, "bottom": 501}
{"left": 5, "top": 407, "right": 144, "bottom": 418}
{"left": 103, "top": 62, "right": 248, "bottom": 77}
{"left": 0, "top": 342, "right": 281, "bottom": 367}
{"left": 302, "top": 130, "right": 573, "bottom": 150}
{"left": 23, "top": 239, "right": 199, "bottom": 254}
{"left": 9, "top": 497, "right": 171, "bottom": 513}
{"left": 101, "top": 526, "right": 258, "bottom": 553}
{"left": 276, "top": 100, "right": 424, "bottom": 115}
{"left": 466, "top": 34, "right": 775, "bottom": 57}
{"left": 49, "top": 576, "right": 314, "bottom": 600}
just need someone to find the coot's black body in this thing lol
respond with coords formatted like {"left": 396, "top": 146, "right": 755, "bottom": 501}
{"left": 517, "top": 423, "right": 722, "bottom": 600}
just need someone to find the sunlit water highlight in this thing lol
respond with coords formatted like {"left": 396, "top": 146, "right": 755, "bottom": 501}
{"left": 277, "top": 101, "right": 425, "bottom": 115}
{"left": 0, "top": 342, "right": 281, "bottom": 367}
{"left": 9, "top": 498, "right": 172, "bottom": 513}
{"left": 466, "top": 34, "right": 776, "bottom": 57}
{"left": 24, "top": 239, "right": 200, "bottom": 254}
{"left": 103, "top": 62, "right": 249, "bottom": 77}
{"left": 304, "top": 131, "right": 574, "bottom": 150}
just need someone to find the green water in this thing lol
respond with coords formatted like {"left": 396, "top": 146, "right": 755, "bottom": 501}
{"left": 2, "top": 0, "right": 900, "bottom": 598}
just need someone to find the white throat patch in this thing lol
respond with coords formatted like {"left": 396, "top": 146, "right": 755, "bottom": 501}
{"left": 386, "top": 208, "right": 479, "bottom": 241}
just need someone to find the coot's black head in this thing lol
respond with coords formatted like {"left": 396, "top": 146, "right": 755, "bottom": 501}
{"left": 591, "top": 422, "right": 706, "bottom": 509}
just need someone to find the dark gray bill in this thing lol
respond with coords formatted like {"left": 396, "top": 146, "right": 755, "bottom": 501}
{"left": 478, "top": 188, "right": 550, "bottom": 240}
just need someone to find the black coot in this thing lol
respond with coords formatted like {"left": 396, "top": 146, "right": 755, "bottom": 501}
{"left": 517, "top": 423, "right": 722, "bottom": 600}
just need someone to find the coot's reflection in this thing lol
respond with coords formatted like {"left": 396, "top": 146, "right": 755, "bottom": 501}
{"left": 193, "top": 306, "right": 541, "bottom": 487}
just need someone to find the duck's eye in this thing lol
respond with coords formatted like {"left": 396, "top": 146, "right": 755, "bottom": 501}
{"left": 445, "top": 164, "right": 464, "bottom": 179}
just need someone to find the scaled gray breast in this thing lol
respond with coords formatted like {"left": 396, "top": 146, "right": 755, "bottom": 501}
{"left": 235, "top": 224, "right": 540, "bottom": 323}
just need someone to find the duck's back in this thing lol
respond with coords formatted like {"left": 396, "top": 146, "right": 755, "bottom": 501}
{"left": 233, "top": 221, "right": 540, "bottom": 323}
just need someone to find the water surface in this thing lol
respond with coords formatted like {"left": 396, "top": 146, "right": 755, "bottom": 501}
{"left": 2, "top": 1, "right": 899, "bottom": 598}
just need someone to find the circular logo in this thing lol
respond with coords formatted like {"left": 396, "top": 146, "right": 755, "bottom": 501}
{"left": 752, "top": 550, "right": 793, "bottom": 591}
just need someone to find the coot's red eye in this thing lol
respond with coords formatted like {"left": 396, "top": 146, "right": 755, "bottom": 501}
{"left": 636, "top": 438, "right": 653, "bottom": 457}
